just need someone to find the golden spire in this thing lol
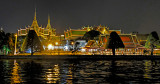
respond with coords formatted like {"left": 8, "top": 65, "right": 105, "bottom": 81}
{"left": 46, "top": 15, "right": 51, "bottom": 29}
{"left": 48, "top": 15, "right": 50, "bottom": 24}
{"left": 31, "top": 8, "right": 39, "bottom": 30}
{"left": 34, "top": 8, "right": 36, "bottom": 21}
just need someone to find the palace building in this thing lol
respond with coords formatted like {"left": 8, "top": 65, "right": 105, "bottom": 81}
{"left": 18, "top": 11, "right": 56, "bottom": 38}
{"left": 64, "top": 25, "right": 152, "bottom": 55}
{"left": 64, "top": 25, "right": 121, "bottom": 40}
{"left": 16, "top": 10, "right": 153, "bottom": 55}
{"left": 17, "top": 10, "right": 58, "bottom": 51}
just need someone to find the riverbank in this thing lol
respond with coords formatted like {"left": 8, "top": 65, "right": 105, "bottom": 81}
{"left": 0, "top": 55, "right": 160, "bottom": 60}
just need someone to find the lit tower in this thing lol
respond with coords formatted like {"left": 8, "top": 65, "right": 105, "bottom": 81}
{"left": 46, "top": 15, "right": 51, "bottom": 30}
{"left": 30, "top": 8, "right": 39, "bottom": 32}
{"left": 45, "top": 15, "right": 56, "bottom": 37}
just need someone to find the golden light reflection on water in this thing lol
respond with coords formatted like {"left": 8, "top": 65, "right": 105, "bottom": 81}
{"left": 143, "top": 60, "right": 152, "bottom": 79}
{"left": 5, "top": 59, "right": 160, "bottom": 83}
{"left": 66, "top": 64, "right": 73, "bottom": 84}
{"left": 45, "top": 64, "right": 60, "bottom": 83}
{"left": 11, "top": 60, "right": 22, "bottom": 84}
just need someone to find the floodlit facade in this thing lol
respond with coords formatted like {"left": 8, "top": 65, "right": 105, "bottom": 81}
{"left": 18, "top": 11, "right": 56, "bottom": 38}
{"left": 64, "top": 25, "right": 121, "bottom": 40}
{"left": 14, "top": 10, "right": 159, "bottom": 55}
{"left": 17, "top": 10, "right": 59, "bottom": 52}
{"left": 64, "top": 25, "right": 157, "bottom": 55}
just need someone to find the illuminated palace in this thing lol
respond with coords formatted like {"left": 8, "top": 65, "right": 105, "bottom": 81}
{"left": 64, "top": 25, "right": 121, "bottom": 40}
{"left": 16, "top": 10, "right": 158, "bottom": 55}
{"left": 64, "top": 25, "right": 153, "bottom": 55}
{"left": 17, "top": 11, "right": 60, "bottom": 51}
{"left": 18, "top": 11, "right": 56, "bottom": 38}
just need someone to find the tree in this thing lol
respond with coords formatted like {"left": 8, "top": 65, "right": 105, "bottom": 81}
{"left": 145, "top": 31, "right": 160, "bottom": 55}
{"left": 5, "top": 33, "right": 14, "bottom": 54}
{"left": 106, "top": 32, "right": 124, "bottom": 55}
{"left": 0, "top": 30, "right": 6, "bottom": 49}
{"left": 83, "top": 30, "right": 101, "bottom": 41}
{"left": 0, "top": 31, "right": 14, "bottom": 54}
{"left": 21, "top": 30, "right": 43, "bottom": 55}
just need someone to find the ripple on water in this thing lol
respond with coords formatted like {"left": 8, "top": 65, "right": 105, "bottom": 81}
{"left": 0, "top": 59, "right": 160, "bottom": 83}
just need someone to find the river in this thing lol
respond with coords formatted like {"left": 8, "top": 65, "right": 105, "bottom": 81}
{"left": 0, "top": 59, "right": 160, "bottom": 83}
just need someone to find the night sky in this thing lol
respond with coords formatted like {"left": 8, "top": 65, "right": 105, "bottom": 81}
{"left": 0, "top": 0, "right": 160, "bottom": 34}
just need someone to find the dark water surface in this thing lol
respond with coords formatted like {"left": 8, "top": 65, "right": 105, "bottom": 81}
{"left": 0, "top": 59, "right": 160, "bottom": 84}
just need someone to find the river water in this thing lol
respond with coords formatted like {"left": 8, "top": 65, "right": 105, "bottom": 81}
{"left": 0, "top": 59, "right": 160, "bottom": 84}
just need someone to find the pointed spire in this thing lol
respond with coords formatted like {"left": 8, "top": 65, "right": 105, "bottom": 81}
{"left": 31, "top": 8, "right": 39, "bottom": 30}
{"left": 46, "top": 14, "right": 51, "bottom": 29}
{"left": 34, "top": 8, "right": 36, "bottom": 20}
{"left": 48, "top": 15, "right": 50, "bottom": 24}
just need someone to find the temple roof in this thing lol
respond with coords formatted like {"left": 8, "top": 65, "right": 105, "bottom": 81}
{"left": 136, "top": 34, "right": 149, "bottom": 41}
{"left": 120, "top": 35, "right": 135, "bottom": 48}
{"left": 99, "top": 34, "right": 137, "bottom": 49}
{"left": 99, "top": 27, "right": 109, "bottom": 34}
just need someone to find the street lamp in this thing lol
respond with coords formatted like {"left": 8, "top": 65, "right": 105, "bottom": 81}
{"left": 14, "top": 34, "right": 17, "bottom": 55}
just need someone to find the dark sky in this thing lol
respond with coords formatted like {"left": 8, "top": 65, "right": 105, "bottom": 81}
{"left": 1, "top": 0, "right": 160, "bottom": 34}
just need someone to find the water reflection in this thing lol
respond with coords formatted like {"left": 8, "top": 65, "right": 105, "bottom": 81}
{"left": 59, "top": 62, "right": 73, "bottom": 84}
{"left": 0, "top": 61, "right": 5, "bottom": 83}
{"left": 23, "top": 61, "right": 44, "bottom": 84}
{"left": 71, "top": 60, "right": 111, "bottom": 83}
{"left": 107, "top": 60, "right": 126, "bottom": 83}
{"left": 11, "top": 60, "right": 22, "bottom": 84}
{"left": 45, "top": 64, "right": 60, "bottom": 83}
{"left": 1, "top": 59, "right": 160, "bottom": 83}
{"left": 143, "top": 60, "right": 152, "bottom": 79}
{"left": 67, "top": 64, "right": 73, "bottom": 84}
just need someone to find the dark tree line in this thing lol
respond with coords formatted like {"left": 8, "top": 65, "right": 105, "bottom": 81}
{"left": 0, "top": 30, "right": 15, "bottom": 54}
